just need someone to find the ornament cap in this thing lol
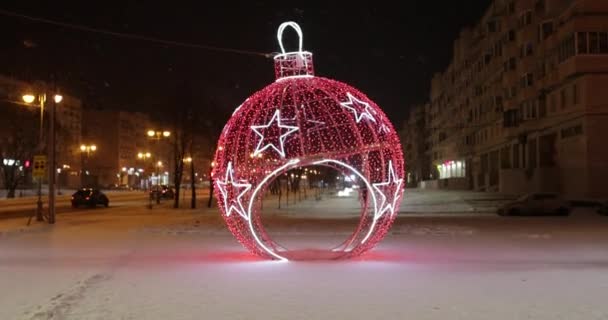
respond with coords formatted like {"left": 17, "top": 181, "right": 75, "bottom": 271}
{"left": 274, "top": 21, "right": 315, "bottom": 81}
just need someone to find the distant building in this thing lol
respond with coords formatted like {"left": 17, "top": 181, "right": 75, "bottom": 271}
{"left": 400, "top": 104, "right": 431, "bottom": 187}
{"left": 82, "top": 110, "right": 170, "bottom": 188}
{"left": 55, "top": 94, "right": 83, "bottom": 189}
{"left": 417, "top": 0, "right": 608, "bottom": 198}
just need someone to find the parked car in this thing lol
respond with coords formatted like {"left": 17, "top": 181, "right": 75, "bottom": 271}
{"left": 597, "top": 201, "right": 608, "bottom": 215}
{"left": 71, "top": 188, "right": 109, "bottom": 208}
{"left": 497, "top": 192, "right": 570, "bottom": 216}
{"left": 149, "top": 185, "right": 175, "bottom": 200}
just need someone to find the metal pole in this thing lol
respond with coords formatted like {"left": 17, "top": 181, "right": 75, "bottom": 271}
{"left": 147, "top": 155, "right": 152, "bottom": 209}
{"left": 80, "top": 152, "right": 84, "bottom": 187}
{"left": 35, "top": 95, "right": 45, "bottom": 221}
{"left": 57, "top": 171, "right": 61, "bottom": 195}
{"left": 156, "top": 159, "right": 160, "bottom": 204}
{"left": 48, "top": 93, "right": 56, "bottom": 224}
{"left": 155, "top": 136, "right": 161, "bottom": 205}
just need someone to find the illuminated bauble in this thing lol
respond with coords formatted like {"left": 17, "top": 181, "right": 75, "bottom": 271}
{"left": 212, "top": 22, "right": 404, "bottom": 261}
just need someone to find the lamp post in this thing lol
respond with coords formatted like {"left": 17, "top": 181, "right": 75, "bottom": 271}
{"left": 155, "top": 161, "right": 163, "bottom": 204}
{"left": 137, "top": 151, "right": 153, "bottom": 207}
{"left": 79, "top": 144, "right": 97, "bottom": 187}
{"left": 56, "top": 164, "right": 70, "bottom": 195}
{"left": 137, "top": 151, "right": 152, "bottom": 189}
{"left": 146, "top": 130, "right": 170, "bottom": 206}
{"left": 22, "top": 92, "right": 62, "bottom": 222}
{"left": 137, "top": 152, "right": 151, "bottom": 182}
{"left": 183, "top": 156, "right": 192, "bottom": 202}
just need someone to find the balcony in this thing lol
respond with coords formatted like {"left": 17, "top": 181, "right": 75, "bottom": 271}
{"left": 559, "top": 55, "right": 608, "bottom": 78}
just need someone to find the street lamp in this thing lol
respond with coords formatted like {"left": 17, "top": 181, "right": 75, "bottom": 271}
{"left": 79, "top": 144, "right": 97, "bottom": 187}
{"left": 80, "top": 144, "right": 96, "bottom": 154}
{"left": 22, "top": 92, "right": 62, "bottom": 222}
{"left": 146, "top": 130, "right": 170, "bottom": 206}
{"left": 137, "top": 152, "right": 152, "bottom": 160}
{"left": 147, "top": 130, "right": 171, "bottom": 139}
{"left": 22, "top": 94, "right": 35, "bottom": 103}
{"left": 137, "top": 152, "right": 152, "bottom": 186}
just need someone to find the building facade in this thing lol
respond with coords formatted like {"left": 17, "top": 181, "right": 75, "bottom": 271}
{"left": 401, "top": 104, "right": 431, "bottom": 187}
{"left": 421, "top": 0, "right": 608, "bottom": 198}
{"left": 82, "top": 110, "right": 170, "bottom": 188}
{"left": 55, "top": 94, "right": 83, "bottom": 189}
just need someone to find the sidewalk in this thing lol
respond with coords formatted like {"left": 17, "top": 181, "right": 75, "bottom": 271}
{"left": 400, "top": 188, "right": 516, "bottom": 214}
{"left": 256, "top": 188, "right": 512, "bottom": 218}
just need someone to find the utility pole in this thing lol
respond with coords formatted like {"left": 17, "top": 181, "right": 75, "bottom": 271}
{"left": 146, "top": 130, "right": 170, "bottom": 207}
{"left": 48, "top": 85, "right": 57, "bottom": 224}
{"left": 36, "top": 96, "right": 45, "bottom": 221}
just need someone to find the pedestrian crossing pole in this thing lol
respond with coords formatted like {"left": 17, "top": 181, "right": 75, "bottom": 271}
{"left": 48, "top": 84, "right": 57, "bottom": 224}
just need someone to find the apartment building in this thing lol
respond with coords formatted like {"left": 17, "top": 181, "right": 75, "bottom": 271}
{"left": 82, "top": 110, "right": 165, "bottom": 188}
{"left": 401, "top": 104, "right": 431, "bottom": 187}
{"left": 423, "top": 0, "right": 608, "bottom": 198}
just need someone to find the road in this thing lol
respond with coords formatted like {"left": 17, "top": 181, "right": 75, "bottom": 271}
{"left": 0, "top": 189, "right": 211, "bottom": 220}
{"left": 1, "top": 189, "right": 607, "bottom": 319}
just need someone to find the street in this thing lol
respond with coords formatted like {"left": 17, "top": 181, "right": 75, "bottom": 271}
{"left": 1, "top": 189, "right": 608, "bottom": 319}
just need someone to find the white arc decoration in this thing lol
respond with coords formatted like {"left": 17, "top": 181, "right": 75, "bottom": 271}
{"left": 371, "top": 160, "right": 403, "bottom": 219}
{"left": 277, "top": 21, "right": 304, "bottom": 54}
{"left": 340, "top": 92, "right": 376, "bottom": 123}
{"left": 274, "top": 21, "right": 314, "bottom": 82}
{"left": 246, "top": 159, "right": 301, "bottom": 262}
{"left": 216, "top": 162, "right": 252, "bottom": 221}
{"left": 251, "top": 109, "right": 299, "bottom": 158}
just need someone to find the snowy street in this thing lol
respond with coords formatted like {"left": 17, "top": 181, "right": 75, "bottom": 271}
{"left": 1, "top": 189, "right": 608, "bottom": 319}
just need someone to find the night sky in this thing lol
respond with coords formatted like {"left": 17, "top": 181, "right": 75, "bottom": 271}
{"left": 0, "top": 1, "right": 490, "bottom": 125}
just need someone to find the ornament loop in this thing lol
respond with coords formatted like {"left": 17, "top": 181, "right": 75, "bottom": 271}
{"left": 277, "top": 21, "right": 304, "bottom": 54}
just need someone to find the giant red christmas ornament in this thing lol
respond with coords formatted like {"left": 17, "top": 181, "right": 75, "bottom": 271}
{"left": 212, "top": 22, "right": 404, "bottom": 261}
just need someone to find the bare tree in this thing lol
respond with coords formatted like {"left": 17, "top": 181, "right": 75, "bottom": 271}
{"left": 189, "top": 142, "right": 196, "bottom": 209}
{"left": 172, "top": 128, "right": 188, "bottom": 208}
{"left": 200, "top": 101, "right": 230, "bottom": 208}
{"left": 169, "top": 80, "right": 198, "bottom": 209}
{"left": 0, "top": 103, "right": 41, "bottom": 198}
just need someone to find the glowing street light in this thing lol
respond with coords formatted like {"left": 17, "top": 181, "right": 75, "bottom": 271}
{"left": 137, "top": 152, "right": 152, "bottom": 159}
{"left": 22, "top": 94, "right": 35, "bottom": 103}
{"left": 80, "top": 144, "right": 97, "bottom": 154}
{"left": 147, "top": 130, "right": 171, "bottom": 139}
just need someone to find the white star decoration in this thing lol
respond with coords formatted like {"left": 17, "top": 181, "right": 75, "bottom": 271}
{"left": 340, "top": 92, "right": 376, "bottom": 123}
{"left": 251, "top": 109, "right": 299, "bottom": 158}
{"left": 372, "top": 161, "right": 403, "bottom": 219}
{"left": 217, "top": 162, "right": 252, "bottom": 221}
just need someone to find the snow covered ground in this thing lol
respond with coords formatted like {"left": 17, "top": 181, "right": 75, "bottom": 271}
{"left": 1, "top": 189, "right": 608, "bottom": 319}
